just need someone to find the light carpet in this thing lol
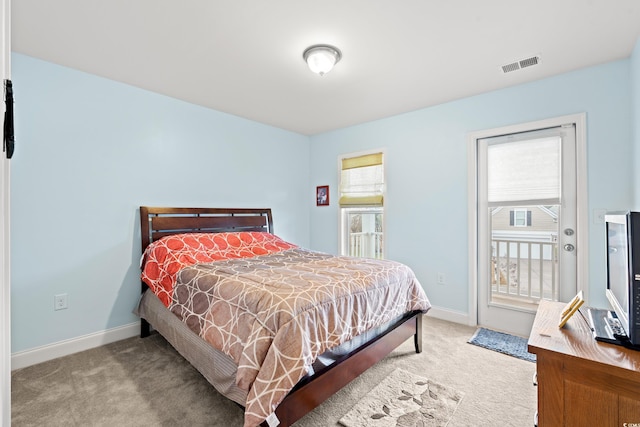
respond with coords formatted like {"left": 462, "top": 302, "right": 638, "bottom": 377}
{"left": 12, "top": 317, "right": 537, "bottom": 426}
{"left": 467, "top": 328, "right": 536, "bottom": 363}
{"left": 339, "top": 368, "right": 464, "bottom": 427}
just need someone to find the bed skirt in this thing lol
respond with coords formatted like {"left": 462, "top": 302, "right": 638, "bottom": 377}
{"left": 135, "top": 290, "right": 402, "bottom": 407}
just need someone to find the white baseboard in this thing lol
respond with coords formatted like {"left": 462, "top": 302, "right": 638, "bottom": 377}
{"left": 11, "top": 322, "right": 140, "bottom": 371}
{"left": 426, "top": 305, "right": 471, "bottom": 326}
{"left": 10, "top": 307, "right": 470, "bottom": 370}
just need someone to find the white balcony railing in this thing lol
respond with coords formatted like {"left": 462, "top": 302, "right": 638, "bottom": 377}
{"left": 491, "top": 238, "right": 559, "bottom": 303}
{"left": 348, "top": 232, "right": 383, "bottom": 259}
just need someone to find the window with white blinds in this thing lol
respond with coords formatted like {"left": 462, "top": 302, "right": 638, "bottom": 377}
{"left": 339, "top": 152, "right": 384, "bottom": 206}
{"left": 487, "top": 136, "right": 561, "bottom": 205}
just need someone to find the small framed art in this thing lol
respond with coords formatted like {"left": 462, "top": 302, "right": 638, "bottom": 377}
{"left": 316, "top": 185, "right": 329, "bottom": 206}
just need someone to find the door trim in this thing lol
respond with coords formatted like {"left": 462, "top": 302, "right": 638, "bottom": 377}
{"left": 1, "top": 0, "right": 10, "bottom": 425}
{"left": 467, "top": 113, "right": 588, "bottom": 328}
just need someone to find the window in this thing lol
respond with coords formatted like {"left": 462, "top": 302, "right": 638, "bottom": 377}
{"left": 510, "top": 209, "right": 532, "bottom": 227}
{"left": 339, "top": 152, "right": 384, "bottom": 259}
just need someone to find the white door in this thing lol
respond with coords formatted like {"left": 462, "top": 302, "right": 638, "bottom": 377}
{"left": 470, "top": 115, "right": 586, "bottom": 337}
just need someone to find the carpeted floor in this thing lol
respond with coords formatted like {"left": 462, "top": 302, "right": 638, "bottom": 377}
{"left": 11, "top": 316, "right": 537, "bottom": 426}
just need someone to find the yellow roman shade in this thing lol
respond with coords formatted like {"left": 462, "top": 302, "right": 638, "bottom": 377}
{"left": 341, "top": 153, "right": 383, "bottom": 170}
{"left": 339, "top": 152, "right": 384, "bottom": 207}
{"left": 339, "top": 195, "right": 384, "bottom": 206}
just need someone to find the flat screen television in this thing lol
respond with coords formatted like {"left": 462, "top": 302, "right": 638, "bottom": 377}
{"left": 602, "top": 212, "right": 640, "bottom": 347}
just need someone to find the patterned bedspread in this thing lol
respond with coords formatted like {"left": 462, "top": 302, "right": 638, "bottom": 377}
{"left": 168, "top": 247, "right": 431, "bottom": 427}
{"left": 141, "top": 232, "right": 297, "bottom": 307}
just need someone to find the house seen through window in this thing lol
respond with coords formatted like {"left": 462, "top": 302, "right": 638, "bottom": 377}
{"left": 339, "top": 152, "right": 384, "bottom": 259}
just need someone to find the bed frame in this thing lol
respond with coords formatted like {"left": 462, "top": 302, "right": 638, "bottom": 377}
{"left": 139, "top": 206, "right": 424, "bottom": 427}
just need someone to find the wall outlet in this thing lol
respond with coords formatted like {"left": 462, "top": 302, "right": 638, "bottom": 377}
{"left": 437, "top": 272, "right": 446, "bottom": 285}
{"left": 54, "top": 294, "right": 68, "bottom": 311}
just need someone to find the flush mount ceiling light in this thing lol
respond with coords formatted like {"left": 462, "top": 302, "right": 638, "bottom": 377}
{"left": 303, "top": 44, "right": 342, "bottom": 76}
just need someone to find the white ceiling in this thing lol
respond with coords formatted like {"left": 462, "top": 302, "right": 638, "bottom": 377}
{"left": 11, "top": 1, "right": 640, "bottom": 136}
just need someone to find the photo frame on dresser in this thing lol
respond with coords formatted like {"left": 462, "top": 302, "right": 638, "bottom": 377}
{"left": 558, "top": 290, "right": 585, "bottom": 328}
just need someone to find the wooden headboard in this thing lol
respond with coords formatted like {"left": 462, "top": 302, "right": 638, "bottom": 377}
{"left": 138, "top": 206, "right": 274, "bottom": 338}
{"left": 139, "top": 206, "right": 274, "bottom": 252}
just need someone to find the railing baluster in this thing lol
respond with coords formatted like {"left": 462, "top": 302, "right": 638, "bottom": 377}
{"left": 499, "top": 240, "right": 504, "bottom": 295}
{"left": 527, "top": 242, "right": 532, "bottom": 299}
{"left": 552, "top": 244, "right": 557, "bottom": 300}
{"left": 516, "top": 243, "right": 521, "bottom": 297}
{"left": 506, "top": 242, "right": 511, "bottom": 295}
{"left": 539, "top": 244, "right": 544, "bottom": 300}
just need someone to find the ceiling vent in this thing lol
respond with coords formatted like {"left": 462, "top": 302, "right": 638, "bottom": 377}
{"left": 501, "top": 55, "right": 541, "bottom": 74}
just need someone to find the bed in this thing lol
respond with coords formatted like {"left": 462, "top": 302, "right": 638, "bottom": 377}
{"left": 136, "top": 206, "right": 430, "bottom": 427}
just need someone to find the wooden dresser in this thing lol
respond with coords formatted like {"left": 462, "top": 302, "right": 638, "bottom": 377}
{"left": 528, "top": 300, "right": 640, "bottom": 427}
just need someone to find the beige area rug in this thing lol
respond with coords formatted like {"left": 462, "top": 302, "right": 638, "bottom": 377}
{"left": 339, "top": 368, "right": 464, "bottom": 427}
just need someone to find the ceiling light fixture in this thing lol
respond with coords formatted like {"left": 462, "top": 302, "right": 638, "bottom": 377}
{"left": 303, "top": 44, "right": 342, "bottom": 76}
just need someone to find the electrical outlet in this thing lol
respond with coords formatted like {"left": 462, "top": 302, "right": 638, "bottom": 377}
{"left": 437, "top": 273, "right": 446, "bottom": 285}
{"left": 54, "top": 294, "right": 68, "bottom": 311}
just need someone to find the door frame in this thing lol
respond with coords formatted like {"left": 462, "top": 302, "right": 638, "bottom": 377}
{"left": 467, "top": 113, "right": 588, "bottom": 329}
{"left": 1, "top": 0, "right": 10, "bottom": 424}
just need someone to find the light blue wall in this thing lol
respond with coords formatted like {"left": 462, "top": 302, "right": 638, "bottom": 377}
{"left": 11, "top": 42, "right": 640, "bottom": 353}
{"left": 10, "top": 54, "right": 310, "bottom": 353}
{"left": 309, "top": 58, "right": 635, "bottom": 315}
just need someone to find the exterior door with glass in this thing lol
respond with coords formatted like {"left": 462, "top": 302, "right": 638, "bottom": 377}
{"left": 474, "top": 119, "right": 581, "bottom": 337}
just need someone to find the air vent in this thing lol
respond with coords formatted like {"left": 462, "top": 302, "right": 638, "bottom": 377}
{"left": 519, "top": 56, "right": 539, "bottom": 69}
{"left": 501, "top": 55, "right": 541, "bottom": 74}
{"left": 502, "top": 62, "right": 520, "bottom": 74}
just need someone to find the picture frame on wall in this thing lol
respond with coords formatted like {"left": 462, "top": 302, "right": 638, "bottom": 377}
{"left": 316, "top": 185, "right": 329, "bottom": 206}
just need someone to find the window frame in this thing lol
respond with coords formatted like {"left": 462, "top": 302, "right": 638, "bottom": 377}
{"left": 338, "top": 149, "right": 386, "bottom": 258}
{"left": 511, "top": 208, "right": 532, "bottom": 227}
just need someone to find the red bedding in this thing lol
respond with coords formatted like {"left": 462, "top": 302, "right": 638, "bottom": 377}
{"left": 141, "top": 232, "right": 297, "bottom": 306}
